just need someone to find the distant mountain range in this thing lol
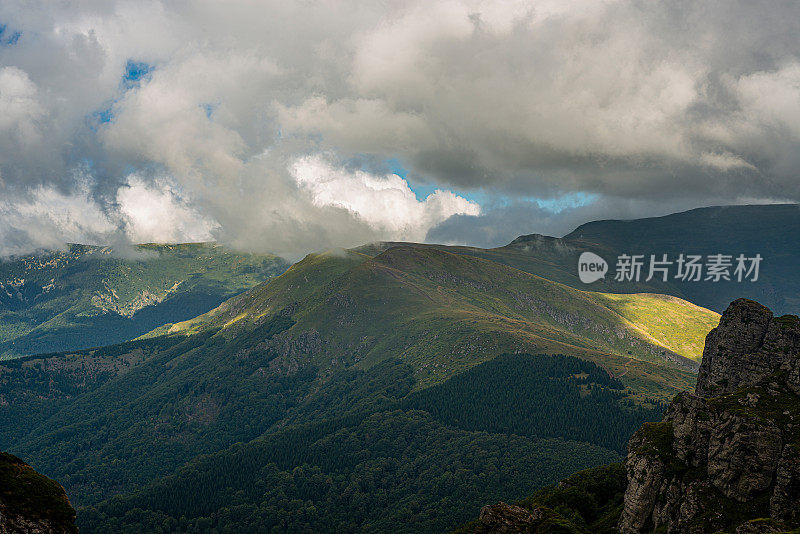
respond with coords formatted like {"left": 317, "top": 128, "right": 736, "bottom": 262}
{"left": 0, "top": 204, "right": 797, "bottom": 532}
{"left": 500, "top": 204, "right": 800, "bottom": 315}
{"left": 1, "top": 204, "right": 794, "bottom": 359}
{"left": 0, "top": 243, "right": 288, "bottom": 357}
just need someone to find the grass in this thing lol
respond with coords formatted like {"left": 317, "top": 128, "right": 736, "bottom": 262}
{"left": 593, "top": 293, "right": 720, "bottom": 361}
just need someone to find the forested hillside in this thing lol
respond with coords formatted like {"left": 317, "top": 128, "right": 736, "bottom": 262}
{"left": 0, "top": 237, "right": 720, "bottom": 532}
{"left": 75, "top": 353, "right": 642, "bottom": 533}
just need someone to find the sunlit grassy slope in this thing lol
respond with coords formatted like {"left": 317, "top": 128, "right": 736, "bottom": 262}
{"left": 164, "top": 244, "right": 718, "bottom": 400}
{"left": 593, "top": 292, "right": 720, "bottom": 360}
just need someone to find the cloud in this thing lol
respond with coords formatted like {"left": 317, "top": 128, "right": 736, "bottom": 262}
{"left": 116, "top": 176, "right": 219, "bottom": 244}
{"left": 0, "top": 177, "right": 117, "bottom": 256}
{"left": 0, "top": 172, "right": 218, "bottom": 255}
{"left": 291, "top": 155, "right": 479, "bottom": 242}
{"left": 0, "top": 1, "right": 799, "bottom": 255}
{"left": 0, "top": 66, "right": 43, "bottom": 145}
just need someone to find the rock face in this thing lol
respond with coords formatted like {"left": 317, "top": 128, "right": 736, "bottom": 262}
{"left": 0, "top": 452, "right": 77, "bottom": 534}
{"left": 619, "top": 299, "right": 800, "bottom": 534}
{"left": 474, "top": 502, "right": 536, "bottom": 533}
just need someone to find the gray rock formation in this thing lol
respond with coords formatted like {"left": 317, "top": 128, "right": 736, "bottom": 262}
{"left": 619, "top": 298, "right": 800, "bottom": 534}
{"left": 474, "top": 502, "right": 536, "bottom": 533}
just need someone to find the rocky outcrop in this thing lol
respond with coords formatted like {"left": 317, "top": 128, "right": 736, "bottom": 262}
{"left": 474, "top": 502, "right": 536, "bottom": 533}
{"left": 696, "top": 299, "right": 800, "bottom": 397}
{"left": 0, "top": 453, "right": 77, "bottom": 534}
{"left": 619, "top": 298, "right": 800, "bottom": 534}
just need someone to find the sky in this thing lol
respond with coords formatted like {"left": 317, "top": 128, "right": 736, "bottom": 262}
{"left": 0, "top": 0, "right": 799, "bottom": 257}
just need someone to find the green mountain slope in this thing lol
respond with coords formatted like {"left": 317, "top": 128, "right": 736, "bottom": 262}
{"left": 1, "top": 340, "right": 634, "bottom": 531}
{"left": 166, "top": 244, "right": 718, "bottom": 395}
{"left": 0, "top": 243, "right": 288, "bottom": 357}
{"left": 0, "top": 223, "right": 727, "bottom": 532}
{"left": 80, "top": 409, "right": 619, "bottom": 533}
{"left": 0, "top": 239, "right": 720, "bottom": 532}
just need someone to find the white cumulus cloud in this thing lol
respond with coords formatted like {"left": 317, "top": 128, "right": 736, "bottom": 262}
{"left": 115, "top": 176, "right": 219, "bottom": 244}
{"left": 291, "top": 155, "right": 480, "bottom": 242}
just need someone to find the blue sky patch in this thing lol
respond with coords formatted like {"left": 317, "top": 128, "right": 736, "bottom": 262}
{"left": 0, "top": 24, "right": 21, "bottom": 46}
{"left": 92, "top": 107, "right": 114, "bottom": 125}
{"left": 122, "top": 60, "right": 154, "bottom": 89}
{"left": 536, "top": 191, "right": 597, "bottom": 212}
{"left": 201, "top": 103, "right": 218, "bottom": 119}
{"left": 386, "top": 157, "right": 408, "bottom": 179}
{"left": 381, "top": 156, "right": 596, "bottom": 211}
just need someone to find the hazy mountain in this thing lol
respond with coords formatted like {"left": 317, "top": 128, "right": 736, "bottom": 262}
{"left": 0, "top": 243, "right": 288, "bottom": 358}
{"left": 494, "top": 204, "right": 800, "bottom": 315}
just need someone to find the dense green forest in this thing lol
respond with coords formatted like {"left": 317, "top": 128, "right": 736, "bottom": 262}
{"left": 453, "top": 462, "right": 628, "bottom": 534}
{"left": 0, "top": 306, "right": 670, "bottom": 532}
{"left": 403, "top": 354, "right": 665, "bottom": 452}
{"left": 1, "top": 291, "right": 670, "bottom": 517}
{"left": 3, "top": 338, "right": 662, "bottom": 532}
{"left": 78, "top": 411, "right": 619, "bottom": 533}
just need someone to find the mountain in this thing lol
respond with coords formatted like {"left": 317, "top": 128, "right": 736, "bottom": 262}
{"left": 460, "top": 298, "right": 800, "bottom": 534}
{"left": 0, "top": 451, "right": 77, "bottom": 533}
{"left": 163, "top": 245, "right": 719, "bottom": 379}
{"left": 0, "top": 242, "right": 718, "bottom": 532}
{"left": 0, "top": 243, "right": 288, "bottom": 357}
{"left": 489, "top": 204, "right": 800, "bottom": 316}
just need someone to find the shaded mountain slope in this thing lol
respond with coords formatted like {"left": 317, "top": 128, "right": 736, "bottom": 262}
{"left": 357, "top": 205, "right": 799, "bottom": 316}
{"left": 79, "top": 409, "right": 619, "bottom": 533}
{"left": 499, "top": 204, "right": 800, "bottom": 315}
{"left": 0, "top": 243, "right": 288, "bottom": 357}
